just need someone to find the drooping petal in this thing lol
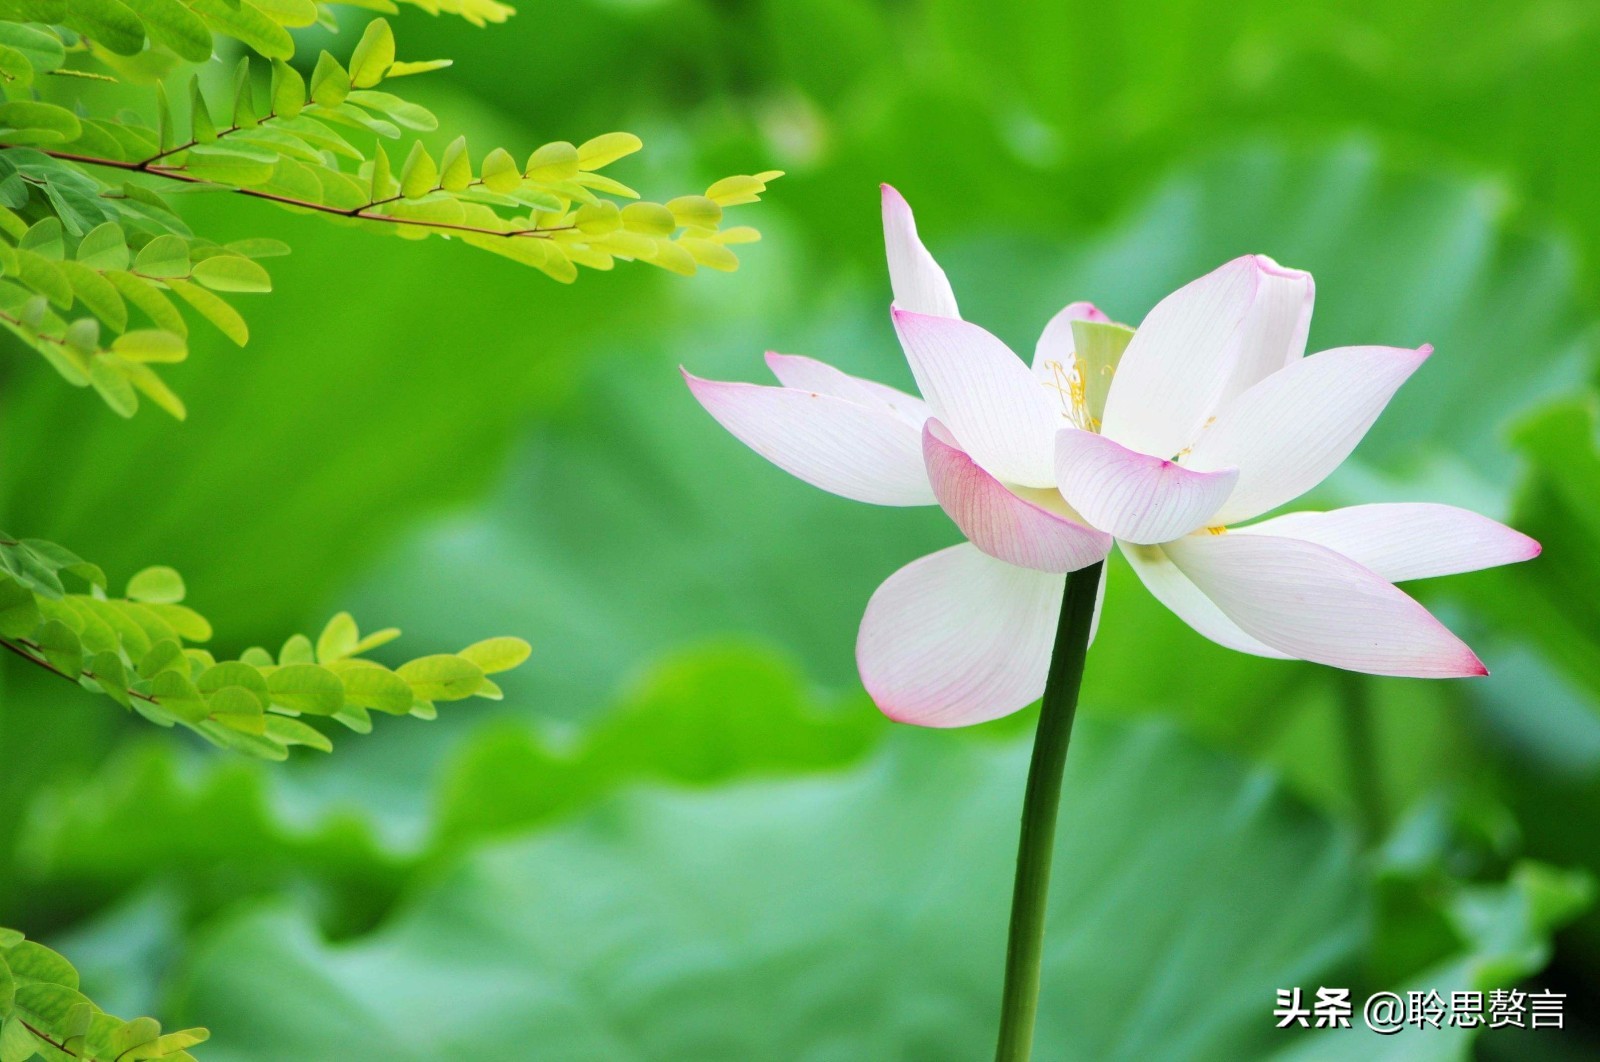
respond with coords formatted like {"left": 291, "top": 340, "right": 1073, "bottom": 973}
{"left": 881, "top": 184, "right": 960, "bottom": 318}
{"left": 1214, "top": 256, "right": 1315, "bottom": 408}
{"left": 857, "top": 543, "right": 1064, "bottom": 726}
{"left": 1163, "top": 532, "right": 1487, "bottom": 678}
{"left": 1233, "top": 503, "right": 1541, "bottom": 582}
{"left": 1184, "top": 344, "right": 1431, "bottom": 524}
{"left": 1121, "top": 542, "right": 1291, "bottom": 658}
{"left": 1098, "top": 256, "right": 1262, "bottom": 458}
{"left": 1031, "top": 301, "right": 1110, "bottom": 381}
{"left": 1056, "top": 428, "right": 1239, "bottom": 545}
{"left": 892, "top": 309, "right": 1060, "bottom": 487}
{"left": 924, "top": 421, "right": 1110, "bottom": 572}
{"left": 683, "top": 369, "right": 934, "bottom": 506}
{"left": 764, "top": 352, "right": 931, "bottom": 428}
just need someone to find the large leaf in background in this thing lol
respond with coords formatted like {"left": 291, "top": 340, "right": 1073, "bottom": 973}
{"left": 1455, "top": 398, "right": 1600, "bottom": 958}
{"left": 173, "top": 717, "right": 1370, "bottom": 1061}
{"left": 167, "top": 711, "right": 1594, "bottom": 1061}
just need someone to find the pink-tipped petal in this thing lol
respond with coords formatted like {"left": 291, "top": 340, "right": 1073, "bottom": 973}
{"left": 1215, "top": 256, "right": 1315, "bottom": 407}
{"left": 857, "top": 543, "right": 1064, "bottom": 727}
{"left": 1121, "top": 542, "right": 1291, "bottom": 658}
{"left": 1031, "top": 301, "right": 1111, "bottom": 382}
{"left": 1164, "top": 532, "right": 1487, "bottom": 678}
{"left": 1099, "top": 256, "right": 1262, "bottom": 458}
{"left": 1234, "top": 503, "right": 1541, "bottom": 582}
{"left": 924, "top": 420, "right": 1111, "bottom": 572}
{"left": 1185, "top": 344, "right": 1432, "bottom": 524}
{"left": 764, "top": 352, "right": 931, "bottom": 428}
{"left": 1056, "top": 428, "right": 1239, "bottom": 545}
{"left": 892, "top": 309, "right": 1060, "bottom": 488}
{"left": 684, "top": 369, "right": 934, "bottom": 506}
{"left": 881, "top": 184, "right": 960, "bottom": 319}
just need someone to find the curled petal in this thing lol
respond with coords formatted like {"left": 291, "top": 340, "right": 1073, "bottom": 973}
{"left": 683, "top": 369, "right": 933, "bottom": 506}
{"left": 1234, "top": 503, "right": 1541, "bottom": 582}
{"left": 1099, "top": 256, "right": 1262, "bottom": 458}
{"left": 857, "top": 543, "right": 1064, "bottom": 726}
{"left": 1164, "top": 532, "right": 1487, "bottom": 678}
{"left": 1056, "top": 428, "right": 1238, "bottom": 545}
{"left": 1185, "top": 344, "right": 1431, "bottom": 524}
{"left": 764, "top": 352, "right": 930, "bottom": 428}
{"left": 881, "top": 184, "right": 960, "bottom": 318}
{"left": 892, "top": 309, "right": 1060, "bottom": 487}
{"left": 1215, "top": 256, "right": 1315, "bottom": 407}
{"left": 924, "top": 421, "right": 1110, "bottom": 572}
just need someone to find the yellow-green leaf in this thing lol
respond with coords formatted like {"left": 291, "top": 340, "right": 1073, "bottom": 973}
{"left": 192, "top": 254, "right": 271, "bottom": 293}
{"left": 126, "top": 565, "right": 184, "bottom": 603}
{"left": 348, "top": 17, "right": 395, "bottom": 89}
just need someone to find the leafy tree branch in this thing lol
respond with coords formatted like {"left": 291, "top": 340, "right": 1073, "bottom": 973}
{"left": 0, "top": 926, "right": 208, "bottom": 1061}
{"left": 0, "top": 534, "right": 531, "bottom": 760}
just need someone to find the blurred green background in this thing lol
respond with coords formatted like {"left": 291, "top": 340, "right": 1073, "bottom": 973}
{"left": 4, "top": 0, "right": 1600, "bottom": 1057}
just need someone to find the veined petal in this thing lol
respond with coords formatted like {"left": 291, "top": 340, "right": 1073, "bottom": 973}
{"left": 1234, "top": 503, "right": 1541, "bottom": 582}
{"left": 1056, "top": 428, "right": 1238, "bottom": 545}
{"left": 1185, "top": 344, "right": 1431, "bottom": 524}
{"left": 893, "top": 309, "right": 1060, "bottom": 487}
{"left": 1164, "top": 532, "right": 1487, "bottom": 678}
{"left": 924, "top": 421, "right": 1110, "bottom": 572}
{"left": 1215, "top": 256, "right": 1315, "bottom": 407}
{"left": 1031, "top": 301, "right": 1110, "bottom": 382}
{"left": 1121, "top": 542, "right": 1290, "bottom": 658}
{"left": 683, "top": 369, "right": 934, "bottom": 506}
{"left": 882, "top": 184, "right": 960, "bottom": 318}
{"left": 857, "top": 543, "right": 1064, "bottom": 726}
{"left": 1098, "top": 256, "right": 1261, "bottom": 457}
{"left": 764, "top": 352, "right": 930, "bottom": 428}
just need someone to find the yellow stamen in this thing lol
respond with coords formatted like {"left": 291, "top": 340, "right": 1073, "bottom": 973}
{"left": 1041, "top": 355, "right": 1094, "bottom": 430}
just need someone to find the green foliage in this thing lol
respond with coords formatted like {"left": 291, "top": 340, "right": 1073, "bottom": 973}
{"left": 1474, "top": 398, "right": 1600, "bottom": 697}
{"left": 0, "top": 927, "right": 206, "bottom": 1061}
{"left": 0, "top": 203, "right": 278, "bottom": 418}
{"left": 0, "top": 533, "right": 529, "bottom": 759}
{"left": 0, "top": 13, "right": 778, "bottom": 415}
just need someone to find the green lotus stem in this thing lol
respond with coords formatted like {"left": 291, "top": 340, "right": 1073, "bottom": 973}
{"left": 994, "top": 559, "right": 1103, "bottom": 1062}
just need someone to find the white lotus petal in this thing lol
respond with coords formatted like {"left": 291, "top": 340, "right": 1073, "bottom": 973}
{"left": 764, "top": 352, "right": 930, "bottom": 428}
{"left": 892, "top": 309, "right": 1060, "bottom": 487}
{"left": 881, "top": 184, "right": 960, "bottom": 318}
{"left": 1056, "top": 428, "right": 1238, "bottom": 545}
{"left": 857, "top": 543, "right": 1064, "bottom": 726}
{"left": 1164, "top": 532, "right": 1487, "bottom": 678}
{"left": 1121, "top": 542, "right": 1291, "bottom": 658}
{"left": 925, "top": 421, "right": 1110, "bottom": 572}
{"left": 1098, "top": 256, "right": 1262, "bottom": 457}
{"left": 1215, "top": 255, "right": 1315, "bottom": 407}
{"left": 1185, "top": 344, "right": 1431, "bottom": 524}
{"left": 1234, "top": 503, "right": 1541, "bottom": 582}
{"left": 683, "top": 370, "right": 934, "bottom": 506}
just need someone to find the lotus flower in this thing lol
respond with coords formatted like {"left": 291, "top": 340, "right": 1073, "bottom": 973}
{"left": 684, "top": 186, "right": 1539, "bottom": 727}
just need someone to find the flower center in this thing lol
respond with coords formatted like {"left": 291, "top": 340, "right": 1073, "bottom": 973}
{"left": 1042, "top": 318, "right": 1134, "bottom": 435}
{"left": 1042, "top": 355, "right": 1097, "bottom": 432}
